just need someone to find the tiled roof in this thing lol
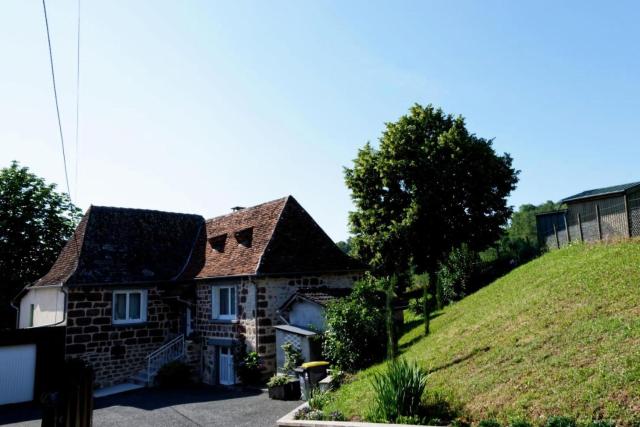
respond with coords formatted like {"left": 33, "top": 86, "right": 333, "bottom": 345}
{"left": 256, "top": 196, "right": 366, "bottom": 275}
{"left": 278, "top": 287, "right": 353, "bottom": 311}
{"left": 296, "top": 287, "right": 353, "bottom": 306}
{"left": 196, "top": 196, "right": 366, "bottom": 278}
{"left": 562, "top": 181, "right": 640, "bottom": 203}
{"left": 195, "top": 197, "right": 287, "bottom": 278}
{"left": 32, "top": 206, "right": 205, "bottom": 287}
{"left": 30, "top": 196, "right": 366, "bottom": 288}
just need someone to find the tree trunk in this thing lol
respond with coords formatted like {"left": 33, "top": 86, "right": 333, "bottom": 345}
{"left": 386, "top": 276, "right": 398, "bottom": 359}
{"left": 424, "top": 270, "right": 437, "bottom": 335}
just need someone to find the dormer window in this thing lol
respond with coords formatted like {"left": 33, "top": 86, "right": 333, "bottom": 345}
{"left": 209, "top": 234, "right": 227, "bottom": 252}
{"left": 234, "top": 227, "right": 253, "bottom": 247}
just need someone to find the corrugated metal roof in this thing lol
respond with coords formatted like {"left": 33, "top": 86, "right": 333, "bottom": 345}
{"left": 561, "top": 181, "right": 640, "bottom": 203}
{"left": 274, "top": 324, "right": 317, "bottom": 336}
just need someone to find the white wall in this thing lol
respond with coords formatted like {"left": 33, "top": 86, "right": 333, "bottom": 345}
{"left": 289, "top": 301, "right": 326, "bottom": 331}
{"left": 18, "top": 287, "right": 66, "bottom": 328}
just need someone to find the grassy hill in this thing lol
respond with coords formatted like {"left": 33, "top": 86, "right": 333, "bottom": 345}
{"left": 326, "top": 241, "right": 640, "bottom": 424}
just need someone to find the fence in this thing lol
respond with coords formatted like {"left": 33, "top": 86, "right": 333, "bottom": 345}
{"left": 41, "top": 359, "right": 94, "bottom": 427}
{"left": 536, "top": 195, "right": 640, "bottom": 249}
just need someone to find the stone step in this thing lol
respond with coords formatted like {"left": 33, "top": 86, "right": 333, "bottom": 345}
{"left": 129, "top": 371, "right": 150, "bottom": 386}
{"left": 94, "top": 382, "right": 144, "bottom": 398}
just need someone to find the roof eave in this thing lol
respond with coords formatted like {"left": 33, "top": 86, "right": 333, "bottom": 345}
{"left": 561, "top": 183, "right": 640, "bottom": 204}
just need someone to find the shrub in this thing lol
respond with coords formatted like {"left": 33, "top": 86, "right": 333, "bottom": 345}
{"left": 437, "top": 244, "right": 479, "bottom": 305}
{"left": 366, "top": 359, "right": 428, "bottom": 423}
{"left": 281, "top": 342, "right": 303, "bottom": 374}
{"left": 323, "top": 276, "right": 387, "bottom": 371}
{"left": 451, "top": 419, "right": 471, "bottom": 427}
{"left": 585, "top": 421, "right": 615, "bottom": 427}
{"left": 544, "top": 416, "right": 576, "bottom": 427}
{"left": 155, "top": 361, "right": 192, "bottom": 388}
{"left": 327, "top": 411, "right": 346, "bottom": 421}
{"left": 509, "top": 419, "right": 533, "bottom": 427}
{"left": 293, "top": 407, "right": 312, "bottom": 420}
{"left": 421, "top": 389, "right": 460, "bottom": 423}
{"left": 307, "top": 388, "right": 331, "bottom": 410}
{"left": 478, "top": 419, "right": 502, "bottom": 427}
{"left": 237, "top": 351, "right": 263, "bottom": 385}
{"left": 396, "top": 415, "right": 425, "bottom": 425}
{"left": 267, "top": 374, "right": 291, "bottom": 388}
{"left": 306, "top": 410, "right": 325, "bottom": 421}
{"left": 294, "top": 407, "right": 346, "bottom": 422}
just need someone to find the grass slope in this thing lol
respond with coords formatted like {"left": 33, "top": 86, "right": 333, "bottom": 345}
{"left": 327, "top": 242, "right": 640, "bottom": 424}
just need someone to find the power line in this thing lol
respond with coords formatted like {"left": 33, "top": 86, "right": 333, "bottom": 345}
{"left": 42, "top": 0, "right": 80, "bottom": 257}
{"left": 41, "top": 0, "right": 72, "bottom": 200}
{"left": 74, "top": 0, "right": 81, "bottom": 201}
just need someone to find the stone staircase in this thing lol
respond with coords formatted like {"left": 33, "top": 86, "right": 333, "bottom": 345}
{"left": 129, "top": 334, "right": 186, "bottom": 387}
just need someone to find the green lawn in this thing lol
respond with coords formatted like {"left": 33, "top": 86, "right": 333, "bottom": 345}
{"left": 325, "top": 241, "right": 640, "bottom": 425}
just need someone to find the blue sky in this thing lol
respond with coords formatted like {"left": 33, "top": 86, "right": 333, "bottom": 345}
{"left": 2, "top": 1, "right": 639, "bottom": 240}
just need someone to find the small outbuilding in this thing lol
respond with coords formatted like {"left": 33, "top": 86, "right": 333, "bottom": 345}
{"left": 274, "top": 287, "right": 351, "bottom": 371}
{"left": 537, "top": 181, "right": 640, "bottom": 249}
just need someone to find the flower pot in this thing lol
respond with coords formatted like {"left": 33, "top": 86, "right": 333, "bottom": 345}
{"left": 268, "top": 380, "right": 301, "bottom": 400}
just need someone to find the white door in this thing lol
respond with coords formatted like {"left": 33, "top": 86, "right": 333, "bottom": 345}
{"left": 219, "top": 347, "right": 235, "bottom": 385}
{"left": 0, "top": 344, "right": 36, "bottom": 405}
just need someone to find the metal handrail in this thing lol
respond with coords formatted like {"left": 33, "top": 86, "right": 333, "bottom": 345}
{"left": 146, "top": 334, "right": 185, "bottom": 384}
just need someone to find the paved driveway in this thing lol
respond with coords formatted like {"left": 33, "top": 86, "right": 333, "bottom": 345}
{"left": 0, "top": 386, "right": 301, "bottom": 427}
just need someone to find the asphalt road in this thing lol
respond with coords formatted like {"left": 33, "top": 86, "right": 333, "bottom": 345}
{"left": 0, "top": 386, "right": 301, "bottom": 427}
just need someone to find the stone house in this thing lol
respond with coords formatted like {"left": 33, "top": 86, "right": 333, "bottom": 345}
{"left": 15, "top": 196, "right": 365, "bottom": 389}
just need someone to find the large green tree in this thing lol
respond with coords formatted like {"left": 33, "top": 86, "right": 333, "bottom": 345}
{"left": 345, "top": 104, "right": 519, "bottom": 330}
{"left": 0, "top": 161, "right": 81, "bottom": 329}
{"left": 491, "top": 200, "right": 564, "bottom": 264}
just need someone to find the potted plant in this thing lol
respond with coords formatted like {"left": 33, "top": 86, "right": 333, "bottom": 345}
{"left": 267, "top": 375, "right": 300, "bottom": 400}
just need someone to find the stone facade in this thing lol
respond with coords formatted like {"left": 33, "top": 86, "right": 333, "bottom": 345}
{"left": 64, "top": 273, "right": 359, "bottom": 388}
{"left": 65, "top": 286, "right": 180, "bottom": 388}
{"left": 194, "top": 273, "right": 360, "bottom": 385}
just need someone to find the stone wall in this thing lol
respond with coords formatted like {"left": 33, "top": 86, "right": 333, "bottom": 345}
{"left": 195, "top": 278, "right": 252, "bottom": 385}
{"left": 255, "top": 273, "right": 359, "bottom": 373}
{"left": 65, "top": 286, "right": 180, "bottom": 388}
{"left": 194, "top": 273, "right": 360, "bottom": 384}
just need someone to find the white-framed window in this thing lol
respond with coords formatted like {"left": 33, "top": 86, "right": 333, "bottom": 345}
{"left": 112, "top": 290, "right": 148, "bottom": 324}
{"left": 212, "top": 285, "right": 237, "bottom": 320}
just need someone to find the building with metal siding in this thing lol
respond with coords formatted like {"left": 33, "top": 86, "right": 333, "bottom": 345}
{"left": 537, "top": 181, "right": 640, "bottom": 249}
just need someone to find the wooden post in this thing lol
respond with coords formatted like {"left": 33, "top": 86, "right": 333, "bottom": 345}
{"left": 564, "top": 214, "right": 571, "bottom": 243}
{"left": 624, "top": 195, "right": 632, "bottom": 237}
{"left": 577, "top": 213, "right": 584, "bottom": 242}
{"left": 596, "top": 204, "right": 603, "bottom": 240}
{"left": 553, "top": 223, "right": 560, "bottom": 249}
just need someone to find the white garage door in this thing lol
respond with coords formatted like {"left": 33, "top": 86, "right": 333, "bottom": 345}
{"left": 0, "top": 344, "right": 36, "bottom": 405}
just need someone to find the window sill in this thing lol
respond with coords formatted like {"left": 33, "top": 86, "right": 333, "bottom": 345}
{"left": 112, "top": 321, "right": 148, "bottom": 328}
{"left": 209, "top": 318, "right": 239, "bottom": 324}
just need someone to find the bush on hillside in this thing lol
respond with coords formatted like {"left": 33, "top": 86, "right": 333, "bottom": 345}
{"left": 322, "top": 275, "right": 386, "bottom": 371}
{"left": 585, "top": 421, "right": 615, "bottom": 427}
{"left": 545, "top": 416, "right": 576, "bottom": 427}
{"left": 509, "top": 419, "right": 533, "bottom": 427}
{"left": 366, "top": 359, "right": 428, "bottom": 423}
{"left": 437, "top": 244, "right": 479, "bottom": 305}
{"left": 478, "top": 420, "right": 502, "bottom": 427}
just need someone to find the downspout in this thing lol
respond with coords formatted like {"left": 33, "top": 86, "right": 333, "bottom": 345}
{"left": 254, "top": 280, "right": 259, "bottom": 354}
{"left": 47, "top": 286, "right": 68, "bottom": 327}
{"left": 10, "top": 300, "right": 19, "bottom": 329}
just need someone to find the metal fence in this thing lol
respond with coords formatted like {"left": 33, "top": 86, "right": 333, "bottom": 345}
{"left": 537, "top": 195, "right": 640, "bottom": 249}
